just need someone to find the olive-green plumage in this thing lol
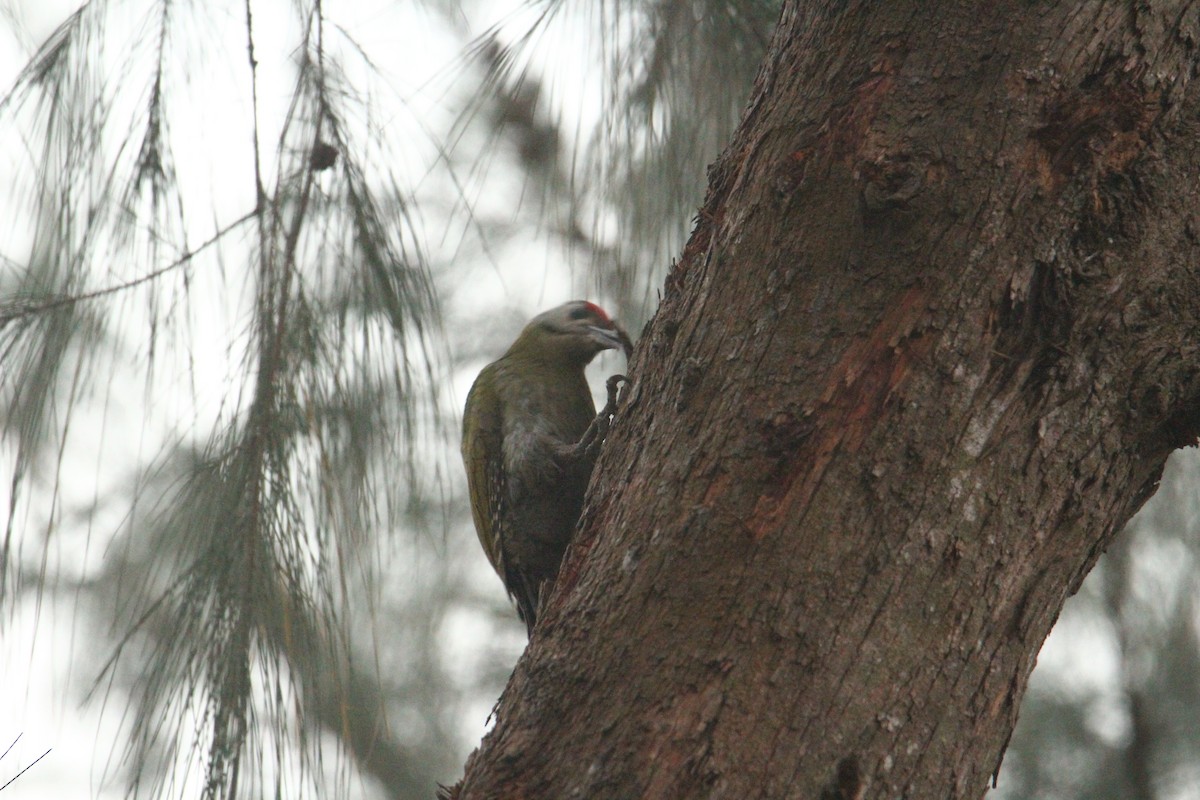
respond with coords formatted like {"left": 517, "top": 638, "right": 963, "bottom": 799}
{"left": 462, "top": 301, "right": 630, "bottom": 635}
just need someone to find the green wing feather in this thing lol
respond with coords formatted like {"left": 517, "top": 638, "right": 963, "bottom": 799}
{"left": 462, "top": 366, "right": 506, "bottom": 579}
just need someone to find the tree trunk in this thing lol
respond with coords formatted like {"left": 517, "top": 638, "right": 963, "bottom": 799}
{"left": 450, "top": 1, "right": 1200, "bottom": 797}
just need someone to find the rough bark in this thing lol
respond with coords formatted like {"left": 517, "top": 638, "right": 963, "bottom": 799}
{"left": 452, "top": 1, "right": 1200, "bottom": 798}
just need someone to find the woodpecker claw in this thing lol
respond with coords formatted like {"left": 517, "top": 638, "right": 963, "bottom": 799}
{"left": 568, "top": 374, "right": 629, "bottom": 460}
{"left": 602, "top": 374, "right": 628, "bottom": 416}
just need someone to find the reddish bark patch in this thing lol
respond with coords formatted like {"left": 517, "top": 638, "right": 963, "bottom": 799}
{"left": 828, "top": 72, "right": 896, "bottom": 165}
{"left": 748, "top": 287, "right": 931, "bottom": 539}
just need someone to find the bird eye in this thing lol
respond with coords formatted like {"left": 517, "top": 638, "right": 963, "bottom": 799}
{"left": 567, "top": 305, "right": 591, "bottom": 321}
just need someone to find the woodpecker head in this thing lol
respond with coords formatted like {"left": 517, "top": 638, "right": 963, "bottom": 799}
{"left": 509, "top": 301, "right": 633, "bottom": 365}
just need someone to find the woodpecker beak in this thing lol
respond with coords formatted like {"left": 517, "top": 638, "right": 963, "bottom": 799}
{"left": 588, "top": 323, "right": 633, "bottom": 359}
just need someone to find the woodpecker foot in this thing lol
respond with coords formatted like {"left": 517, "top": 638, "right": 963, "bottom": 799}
{"left": 600, "top": 373, "right": 628, "bottom": 418}
{"left": 569, "top": 374, "right": 628, "bottom": 460}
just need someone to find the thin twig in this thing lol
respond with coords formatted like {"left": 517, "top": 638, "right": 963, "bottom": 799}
{"left": 0, "top": 735, "right": 20, "bottom": 763}
{"left": 0, "top": 746, "right": 51, "bottom": 792}
{"left": 0, "top": 210, "right": 256, "bottom": 326}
